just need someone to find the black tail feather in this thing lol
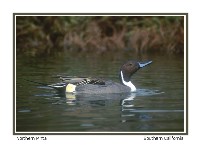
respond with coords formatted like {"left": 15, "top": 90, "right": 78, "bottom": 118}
{"left": 21, "top": 78, "right": 49, "bottom": 86}
{"left": 21, "top": 78, "right": 66, "bottom": 93}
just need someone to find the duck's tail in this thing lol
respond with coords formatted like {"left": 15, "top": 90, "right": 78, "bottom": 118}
{"left": 21, "top": 78, "right": 49, "bottom": 86}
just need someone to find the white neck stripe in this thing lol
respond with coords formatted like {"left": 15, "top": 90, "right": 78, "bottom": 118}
{"left": 120, "top": 71, "right": 136, "bottom": 92}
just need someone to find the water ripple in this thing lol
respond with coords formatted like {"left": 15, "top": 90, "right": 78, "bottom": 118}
{"left": 136, "top": 89, "right": 164, "bottom": 96}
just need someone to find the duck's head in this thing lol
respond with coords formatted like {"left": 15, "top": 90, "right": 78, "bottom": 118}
{"left": 119, "top": 60, "right": 152, "bottom": 84}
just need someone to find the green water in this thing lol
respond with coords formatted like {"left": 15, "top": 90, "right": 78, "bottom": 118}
{"left": 16, "top": 51, "right": 184, "bottom": 133}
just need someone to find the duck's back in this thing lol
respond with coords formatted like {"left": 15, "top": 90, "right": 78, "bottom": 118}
{"left": 76, "top": 80, "right": 131, "bottom": 94}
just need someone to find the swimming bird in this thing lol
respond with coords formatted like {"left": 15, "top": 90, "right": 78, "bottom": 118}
{"left": 48, "top": 60, "right": 152, "bottom": 94}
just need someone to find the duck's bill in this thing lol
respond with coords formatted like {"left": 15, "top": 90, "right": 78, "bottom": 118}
{"left": 138, "top": 61, "right": 152, "bottom": 68}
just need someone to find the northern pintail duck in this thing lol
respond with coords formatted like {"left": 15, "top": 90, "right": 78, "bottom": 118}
{"left": 48, "top": 60, "right": 152, "bottom": 94}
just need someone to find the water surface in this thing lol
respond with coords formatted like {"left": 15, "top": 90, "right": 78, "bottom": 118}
{"left": 16, "top": 51, "right": 184, "bottom": 133}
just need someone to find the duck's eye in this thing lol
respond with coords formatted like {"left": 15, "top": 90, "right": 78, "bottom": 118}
{"left": 129, "top": 63, "right": 133, "bottom": 66}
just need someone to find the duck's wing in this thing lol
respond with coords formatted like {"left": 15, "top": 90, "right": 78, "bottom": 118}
{"left": 78, "top": 79, "right": 105, "bottom": 86}
{"left": 59, "top": 76, "right": 105, "bottom": 86}
{"left": 59, "top": 76, "right": 90, "bottom": 84}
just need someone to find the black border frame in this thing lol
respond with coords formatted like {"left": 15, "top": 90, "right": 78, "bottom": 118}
{"left": 13, "top": 13, "right": 188, "bottom": 135}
